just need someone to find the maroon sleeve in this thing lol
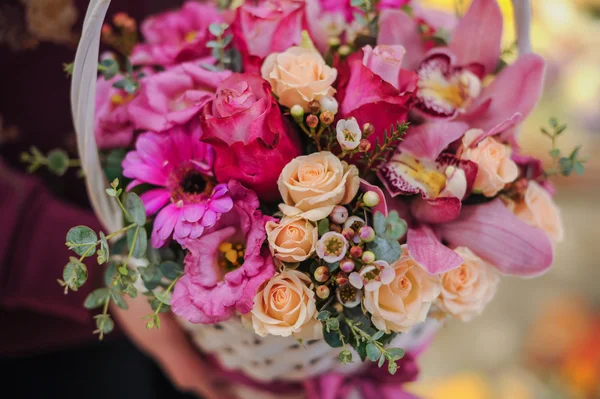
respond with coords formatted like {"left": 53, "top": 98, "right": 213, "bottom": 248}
{"left": 0, "top": 162, "right": 110, "bottom": 356}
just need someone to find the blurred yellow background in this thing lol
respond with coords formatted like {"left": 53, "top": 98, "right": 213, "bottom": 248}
{"left": 411, "top": 1, "right": 600, "bottom": 398}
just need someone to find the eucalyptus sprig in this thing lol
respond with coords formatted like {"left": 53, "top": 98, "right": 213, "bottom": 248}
{"left": 351, "top": 0, "right": 380, "bottom": 38}
{"left": 203, "top": 23, "right": 234, "bottom": 71}
{"left": 541, "top": 118, "right": 587, "bottom": 177}
{"left": 21, "top": 146, "right": 81, "bottom": 176}
{"left": 359, "top": 121, "right": 409, "bottom": 174}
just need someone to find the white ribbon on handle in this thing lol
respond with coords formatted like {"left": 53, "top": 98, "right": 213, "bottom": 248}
{"left": 71, "top": 0, "right": 533, "bottom": 232}
{"left": 71, "top": 0, "right": 123, "bottom": 233}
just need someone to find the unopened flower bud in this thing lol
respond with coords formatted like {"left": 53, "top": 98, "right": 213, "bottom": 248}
{"left": 362, "top": 123, "right": 375, "bottom": 137}
{"left": 336, "top": 271, "right": 349, "bottom": 286}
{"left": 314, "top": 266, "right": 330, "bottom": 283}
{"left": 333, "top": 302, "right": 344, "bottom": 313}
{"left": 328, "top": 37, "right": 341, "bottom": 48}
{"left": 330, "top": 205, "right": 349, "bottom": 224}
{"left": 308, "top": 100, "right": 321, "bottom": 114}
{"left": 349, "top": 245, "right": 363, "bottom": 258}
{"left": 340, "top": 258, "right": 355, "bottom": 273}
{"left": 316, "top": 285, "right": 330, "bottom": 299}
{"left": 358, "top": 139, "right": 371, "bottom": 153}
{"left": 101, "top": 24, "right": 113, "bottom": 38}
{"left": 306, "top": 114, "right": 319, "bottom": 128}
{"left": 362, "top": 250, "right": 376, "bottom": 264}
{"left": 359, "top": 226, "right": 376, "bottom": 242}
{"left": 291, "top": 104, "right": 304, "bottom": 123}
{"left": 329, "top": 223, "right": 342, "bottom": 233}
{"left": 363, "top": 191, "right": 380, "bottom": 207}
{"left": 320, "top": 96, "right": 339, "bottom": 114}
{"left": 342, "top": 227, "right": 355, "bottom": 241}
{"left": 338, "top": 45, "right": 351, "bottom": 57}
{"left": 320, "top": 111, "right": 335, "bottom": 125}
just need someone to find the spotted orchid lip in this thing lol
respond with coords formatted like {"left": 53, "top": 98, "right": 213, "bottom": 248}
{"left": 414, "top": 52, "right": 485, "bottom": 119}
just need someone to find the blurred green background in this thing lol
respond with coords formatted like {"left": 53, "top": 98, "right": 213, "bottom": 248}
{"left": 412, "top": 1, "right": 600, "bottom": 398}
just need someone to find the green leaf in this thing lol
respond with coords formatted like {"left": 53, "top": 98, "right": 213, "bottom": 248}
{"left": 99, "top": 58, "right": 119, "bottom": 79}
{"left": 366, "top": 343, "right": 381, "bottom": 362}
{"left": 126, "top": 284, "right": 138, "bottom": 298}
{"left": 127, "top": 227, "right": 147, "bottom": 258}
{"left": 549, "top": 148, "right": 561, "bottom": 159}
{"left": 150, "top": 298, "right": 171, "bottom": 313}
{"left": 388, "top": 361, "right": 398, "bottom": 375}
{"left": 209, "top": 23, "right": 225, "bottom": 36}
{"left": 110, "top": 290, "right": 128, "bottom": 309}
{"left": 367, "top": 236, "right": 402, "bottom": 264}
{"left": 371, "top": 330, "right": 385, "bottom": 342}
{"left": 124, "top": 192, "right": 146, "bottom": 226}
{"left": 206, "top": 40, "right": 221, "bottom": 48}
{"left": 63, "top": 257, "right": 88, "bottom": 290}
{"left": 159, "top": 260, "right": 183, "bottom": 279}
{"left": 323, "top": 325, "right": 343, "bottom": 348}
{"left": 378, "top": 353, "right": 386, "bottom": 367}
{"left": 46, "top": 149, "right": 70, "bottom": 176}
{"left": 318, "top": 218, "right": 330, "bottom": 236}
{"left": 373, "top": 212, "right": 386, "bottom": 237}
{"left": 154, "top": 290, "right": 171, "bottom": 306}
{"left": 66, "top": 226, "right": 98, "bottom": 257}
{"left": 94, "top": 314, "right": 114, "bottom": 334}
{"left": 103, "top": 148, "right": 126, "bottom": 184}
{"left": 146, "top": 245, "right": 161, "bottom": 265}
{"left": 97, "top": 231, "right": 109, "bottom": 264}
{"left": 140, "top": 264, "right": 163, "bottom": 290}
{"left": 338, "top": 349, "right": 353, "bottom": 364}
{"left": 326, "top": 318, "right": 340, "bottom": 331}
{"left": 84, "top": 288, "right": 110, "bottom": 309}
{"left": 317, "top": 310, "right": 331, "bottom": 322}
{"left": 386, "top": 347, "right": 405, "bottom": 361}
{"left": 222, "top": 34, "right": 233, "bottom": 47}
{"left": 384, "top": 211, "right": 407, "bottom": 240}
{"left": 105, "top": 262, "right": 117, "bottom": 287}
{"left": 574, "top": 162, "right": 585, "bottom": 176}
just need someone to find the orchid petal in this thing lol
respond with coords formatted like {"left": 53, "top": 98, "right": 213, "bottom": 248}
{"left": 377, "top": 10, "right": 425, "bottom": 70}
{"left": 410, "top": 197, "right": 462, "bottom": 224}
{"left": 437, "top": 199, "right": 553, "bottom": 277}
{"left": 407, "top": 225, "right": 463, "bottom": 274}
{"left": 400, "top": 122, "right": 469, "bottom": 160}
{"left": 449, "top": 0, "right": 503, "bottom": 75}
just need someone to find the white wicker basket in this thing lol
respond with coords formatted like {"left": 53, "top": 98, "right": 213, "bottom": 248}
{"left": 71, "top": 0, "right": 532, "bottom": 390}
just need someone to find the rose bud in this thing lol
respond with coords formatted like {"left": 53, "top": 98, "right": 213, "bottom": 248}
{"left": 330, "top": 205, "right": 349, "bottom": 224}
{"left": 359, "top": 226, "right": 376, "bottom": 242}
{"left": 342, "top": 227, "right": 355, "bottom": 241}
{"left": 363, "top": 191, "right": 380, "bottom": 207}
{"left": 358, "top": 139, "right": 371, "bottom": 153}
{"left": 320, "top": 96, "right": 339, "bottom": 114}
{"left": 349, "top": 245, "right": 363, "bottom": 258}
{"left": 291, "top": 104, "right": 305, "bottom": 123}
{"left": 314, "top": 266, "right": 330, "bottom": 283}
{"left": 340, "top": 258, "right": 355, "bottom": 273}
{"left": 308, "top": 100, "right": 321, "bottom": 114}
{"left": 306, "top": 114, "right": 319, "bottom": 128}
{"left": 362, "top": 123, "right": 375, "bottom": 137}
{"left": 330, "top": 223, "right": 342, "bottom": 233}
{"left": 316, "top": 285, "right": 330, "bottom": 299}
{"left": 362, "top": 250, "right": 376, "bottom": 264}
{"left": 336, "top": 271, "right": 349, "bottom": 286}
{"left": 320, "top": 111, "right": 335, "bottom": 126}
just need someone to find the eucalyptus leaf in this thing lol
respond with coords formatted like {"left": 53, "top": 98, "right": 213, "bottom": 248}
{"left": 66, "top": 226, "right": 98, "bottom": 257}
{"left": 367, "top": 236, "right": 402, "bottom": 264}
{"left": 110, "top": 290, "right": 128, "bottom": 309}
{"left": 95, "top": 314, "right": 114, "bottom": 334}
{"left": 97, "top": 231, "right": 109, "bottom": 264}
{"left": 99, "top": 58, "right": 119, "bottom": 79}
{"left": 318, "top": 218, "right": 330, "bottom": 236}
{"left": 209, "top": 23, "right": 224, "bottom": 36}
{"left": 373, "top": 212, "right": 386, "bottom": 237}
{"left": 47, "top": 149, "right": 70, "bottom": 176}
{"left": 371, "top": 330, "right": 385, "bottom": 342}
{"left": 386, "top": 348, "right": 405, "bottom": 361}
{"left": 150, "top": 298, "right": 171, "bottom": 313}
{"left": 378, "top": 353, "right": 386, "bottom": 368}
{"left": 84, "top": 288, "right": 110, "bottom": 309}
{"left": 141, "top": 264, "right": 163, "bottom": 291}
{"left": 127, "top": 227, "right": 147, "bottom": 258}
{"left": 366, "top": 343, "right": 381, "bottom": 361}
{"left": 159, "top": 260, "right": 183, "bottom": 279}
{"left": 323, "top": 325, "right": 343, "bottom": 348}
{"left": 124, "top": 192, "right": 146, "bottom": 226}
{"left": 126, "top": 284, "right": 138, "bottom": 299}
{"left": 317, "top": 310, "right": 331, "bottom": 322}
{"left": 326, "top": 318, "right": 340, "bottom": 331}
{"left": 154, "top": 290, "right": 171, "bottom": 306}
{"left": 63, "top": 257, "right": 88, "bottom": 290}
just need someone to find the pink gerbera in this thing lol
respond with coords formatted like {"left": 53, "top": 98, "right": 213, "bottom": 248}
{"left": 122, "top": 126, "right": 233, "bottom": 248}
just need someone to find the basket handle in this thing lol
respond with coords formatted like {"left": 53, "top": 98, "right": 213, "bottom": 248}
{"left": 71, "top": 0, "right": 532, "bottom": 232}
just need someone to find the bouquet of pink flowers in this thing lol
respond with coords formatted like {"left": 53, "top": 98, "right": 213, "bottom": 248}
{"left": 47, "top": 0, "right": 585, "bottom": 394}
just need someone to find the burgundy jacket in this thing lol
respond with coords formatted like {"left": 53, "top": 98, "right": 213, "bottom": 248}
{"left": 0, "top": 0, "right": 184, "bottom": 357}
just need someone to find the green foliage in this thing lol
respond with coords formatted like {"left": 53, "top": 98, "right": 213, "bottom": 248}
{"left": 360, "top": 122, "right": 409, "bottom": 173}
{"left": 98, "top": 58, "right": 119, "bottom": 80}
{"left": 124, "top": 192, "right": 146, "bottom": 226}
{"left": 84, "top": 288, "right": 110, "bottom": 310}
{"left": 46, "top": 149, "right": 70, "bottom": 176}
{"left": 127, "top": 227, "right": 147, "bottom": 258}
{"left": 317, "top": 218, "right": 330, "bottom": 237}
{"left": 97, "top": 232, "right": 109, "bottom": 265}
{"left": 66, "top": 226, "right": 98, "bottom": 257}
{"left": 110, "top": 290, "right": 128, "bottom": 310}
{"left": 367, "top": 237, "right": 402, "bottom": 264}
{"left": 541, "top": 118, "right": 586, "bottom": 177}
{"left": 103, "top": 149, "right": 127, "bottom": 185}
{"left": 159, "top": 261, "right": 183, "bottom": 280}
{"left": 58, "top": 257, "right": 88, "bottom": 293}
{"left": 204, "top": 23, "right": 233, "bottom": 71}
{"left": 21, "top": 146, "right": 80, "bottom": 176}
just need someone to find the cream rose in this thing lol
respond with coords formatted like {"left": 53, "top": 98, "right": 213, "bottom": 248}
{"left": 278, "top": 151, "right": 360, "bottom": 221}
{"left": 461, "top": 129, "right": 519, "bottom": 197}
{"left": 513, "top": 181, "right": 564, "bottom": 242}
{"left": 363, "top": 246, "right": 441, "bottom": 333}
{"left": 436, "top": 247, "right": 500, "bottom": 321}
{"left": 261, "top": 46, "right": 337, "bottom": 110}
{"left": 246, "top": 269, "right": 320, "bottom": 338}
{"left": 266, "top": 217, "right": 318, "bottom": 263}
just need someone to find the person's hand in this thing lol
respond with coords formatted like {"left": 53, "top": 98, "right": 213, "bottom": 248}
{"left": 111, "top": 295, "right": 237, "bottom": 399}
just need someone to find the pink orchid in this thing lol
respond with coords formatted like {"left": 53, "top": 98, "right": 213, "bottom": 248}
{"left": 128, "top": 62, "right": 231, "bottom": 132}
{"left": 171, "top": 181, "right": 275, "bottom": 324}
{"left": 94, "top": 74, "right": 135, "bottom": 149}
{"left": 122, "top": 127, "right": 234, "bottom": 248}
{"left": 130, "top": 2, "right": 223, "bottom": 66}
{"left": 378, "top": 121, "right": 478, "bottom": 224}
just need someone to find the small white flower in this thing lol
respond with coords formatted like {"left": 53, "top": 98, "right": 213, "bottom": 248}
{"left": 320, "top": 95, "right": 339, "bottom": 114}
{"left": 349, "top": 260, "right": 395, "bottom": 292}
{"left": 316, "top": 232, "right": 348, "bottom": 263}
{"left": 336, "top": 118, "right": 362, "bottom": 150}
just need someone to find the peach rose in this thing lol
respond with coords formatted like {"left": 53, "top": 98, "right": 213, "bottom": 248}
{"left": 513, "top": 181, "right": 564, "bottom": 242}
{"left": 436, "top": 247, "right": 500, "bottom": 321}
{"left": 266, "top": 217, "right": 318, "bottom": 264}
{"left": 461, "top": 129, "right": 519, "bottom": 197}
{"left": 278, "top": 151, "right": 360, "bottom": 221}
{"left": 261, "top": 46, "right": 337, "bottom": 110}
{"left": 246, "top": 269, "right": 320, "bottom": 338}
{"left": 363, "top": 246, "right": 441, "bottom": 333}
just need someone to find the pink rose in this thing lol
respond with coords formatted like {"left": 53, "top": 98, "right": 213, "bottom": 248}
{"left": 336, "top": 46, "right": 417, "bottom": 149}
{"left": 131, "top": 2, "right": 223, "bottom": 66}
{"left": 513, "top": 181, "right": 564, "bottom": 243}
{"left": 129, "top": 62, "right": 231, "bottom": 132}
{"left": 94, "top": 75, "right": 135, "bottom": 149}
{"left": 232, "top": 0, "right": 306, "bottom": 73}
{"left": 171, "top": 181, "right": 275, "bottom": 324}
{"left": 200, "top": 73, "right": 302, "bottom": 202}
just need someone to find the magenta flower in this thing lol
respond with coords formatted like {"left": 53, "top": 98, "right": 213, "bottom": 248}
{"left": 171, "top": 181, "right": 275, "bottom": 324}
{"left": 130, "top": 2, "right": 223, "bottom": 67}
{"left": 128, "top": 62, "right": 231, "bottom": 132}
{"left": 94, "top": 74, "right": 135, "bottom": 149}
{"left": 122, "top": 127, "right": 234, "bottom": 248}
